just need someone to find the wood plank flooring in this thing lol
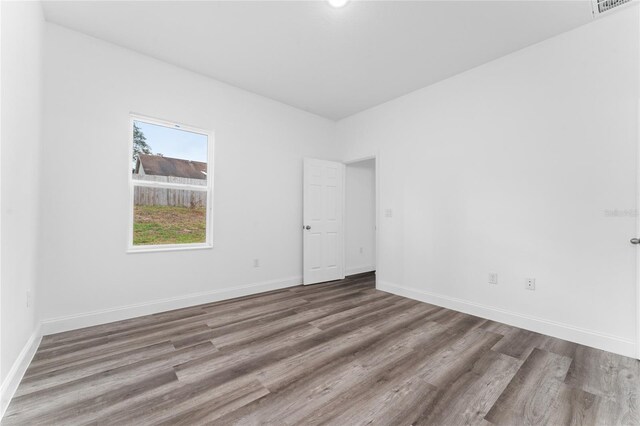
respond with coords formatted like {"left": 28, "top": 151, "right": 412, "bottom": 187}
{"left": 3, "top": 273, "right": 639, "bottom": 425}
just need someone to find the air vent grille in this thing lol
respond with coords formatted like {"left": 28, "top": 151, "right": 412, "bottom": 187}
{"left": 595, "top": 0, "right": 631, "bottom": 13}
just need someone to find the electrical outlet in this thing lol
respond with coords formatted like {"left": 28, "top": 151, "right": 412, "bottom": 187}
{"left": 26, "top": 290, "right": 31, "bottom": 308}
{"left": 253, "top": 259, "right": 260, "bottom": 268}
{"left": 525, "top": 278, "right": 536, "bottom": 291}
{"left": 385, "top": 209, "right": 393, "bottom": 218}
{"left": 488, "top": 273, "right": 498, "bottom": 285}
{"left": 359, "top": 247, "right": 364, "bottom": 254}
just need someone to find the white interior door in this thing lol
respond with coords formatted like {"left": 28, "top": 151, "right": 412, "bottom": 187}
{"left": 303, "top": 158, "right": 345, "bottom": 285}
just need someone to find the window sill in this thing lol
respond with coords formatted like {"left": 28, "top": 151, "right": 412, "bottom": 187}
{"left": 127, "top": 243, "right": 213, "bottom": 254}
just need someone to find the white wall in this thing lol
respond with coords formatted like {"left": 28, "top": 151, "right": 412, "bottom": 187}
{"left": 345, "top": 159, "right": 375, "bottom": 275}
{"left": 0, "top": 0, "right": 44, "bottom": 412}
{"left": 39, "top": 24, "right": 338, "bottom": 331}
{"left": 337, "top": 7, "right": 639, "bottom": 357}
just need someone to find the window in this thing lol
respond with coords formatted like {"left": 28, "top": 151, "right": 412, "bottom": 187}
{"left": 128, "top": 115, "right": 213, "bottom": 252}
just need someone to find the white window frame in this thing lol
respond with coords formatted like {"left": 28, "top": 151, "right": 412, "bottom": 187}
{"left": 127, "top": 114, "right": 214, "bottom": 253}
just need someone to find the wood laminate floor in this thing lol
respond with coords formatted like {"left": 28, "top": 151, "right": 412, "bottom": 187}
{"left": 3, "top": 273, "right": 639, "bottom": 425}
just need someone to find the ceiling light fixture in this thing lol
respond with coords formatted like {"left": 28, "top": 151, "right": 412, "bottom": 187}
{"left": 328, "top": 0, "right": 349, "bottom": 8}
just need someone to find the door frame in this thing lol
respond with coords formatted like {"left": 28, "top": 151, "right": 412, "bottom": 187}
{"left": 636, "top": 99, "right": 640, "bottom": 360}
{"left": 344, "top": 153, "right": 379, "bottom": 282}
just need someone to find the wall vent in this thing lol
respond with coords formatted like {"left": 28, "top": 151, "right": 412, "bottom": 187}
{"left": 592, "top": 0, "right": 632, "bottom": 16}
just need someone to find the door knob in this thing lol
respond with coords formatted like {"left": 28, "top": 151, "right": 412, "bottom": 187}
{"left": 631, "top": 238, "right": 640, "bottom": 245}
{"left": 304, "top": 225, "right": 311, "bottom": 230}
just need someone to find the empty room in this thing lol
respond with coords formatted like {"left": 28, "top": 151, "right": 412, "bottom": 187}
{"left": 1, "top": 0, "right": 639, "bottom": 424}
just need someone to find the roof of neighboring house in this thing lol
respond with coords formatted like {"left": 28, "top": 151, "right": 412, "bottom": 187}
{"left": 135, "top": 154, "right": 207, "bottom": 180}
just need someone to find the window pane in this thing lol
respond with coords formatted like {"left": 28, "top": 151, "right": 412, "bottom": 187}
{"left": 133, "top": 186, "right": 207, "bottom": 246}
{"left": 132, "top": 120, "right": 208, "bottom": 184}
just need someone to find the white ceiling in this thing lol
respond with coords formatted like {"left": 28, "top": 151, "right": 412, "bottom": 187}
{"left": 42, "top": 1, "right": 595, "bottom": 120}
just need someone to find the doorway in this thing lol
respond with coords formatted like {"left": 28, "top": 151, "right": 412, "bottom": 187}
{"left": 345, "top": 158, "right": 376, "bottom": 276}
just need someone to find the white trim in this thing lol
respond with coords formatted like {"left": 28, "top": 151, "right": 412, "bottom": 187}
{"left": 129, "top": 113, "right": 210, "bottom": 137}
{"left": 127, "top": 242, "right": 212, "bottom": 254}
{"left": 130, "top": 180, "right": 208, "bottom": 191}
{"left": 378, "top": 281, "right": 636, "bottom": 359}
{"left": 41, "top": 276, "right": 301, "bottom": 335}
{"left": 346, "top": 266, "right": 376, "bottom": 276}
{"left": 0, "top": 325, "right": 42, "bottom": 420}
{"left": 341, "top": 161, "right": 347, "bottom": 281}
{"left": 636, "top": 96, "right": 640, "bottom": 359}
{"left": 127, "top": 113, "right": 215, "bottom": 254}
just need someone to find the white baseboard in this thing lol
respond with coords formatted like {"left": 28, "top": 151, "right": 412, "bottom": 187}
{"left": 1, "top": 324, "right": 42, "bottom": 419}
{"left": 377, "top": 281, "right": 637, "bottom": 359}
{"left": 41, "top": 276, "right": 302, "bottom": 335}
{"left": 346, "top": 266, "right": 376, "bottom": 276}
